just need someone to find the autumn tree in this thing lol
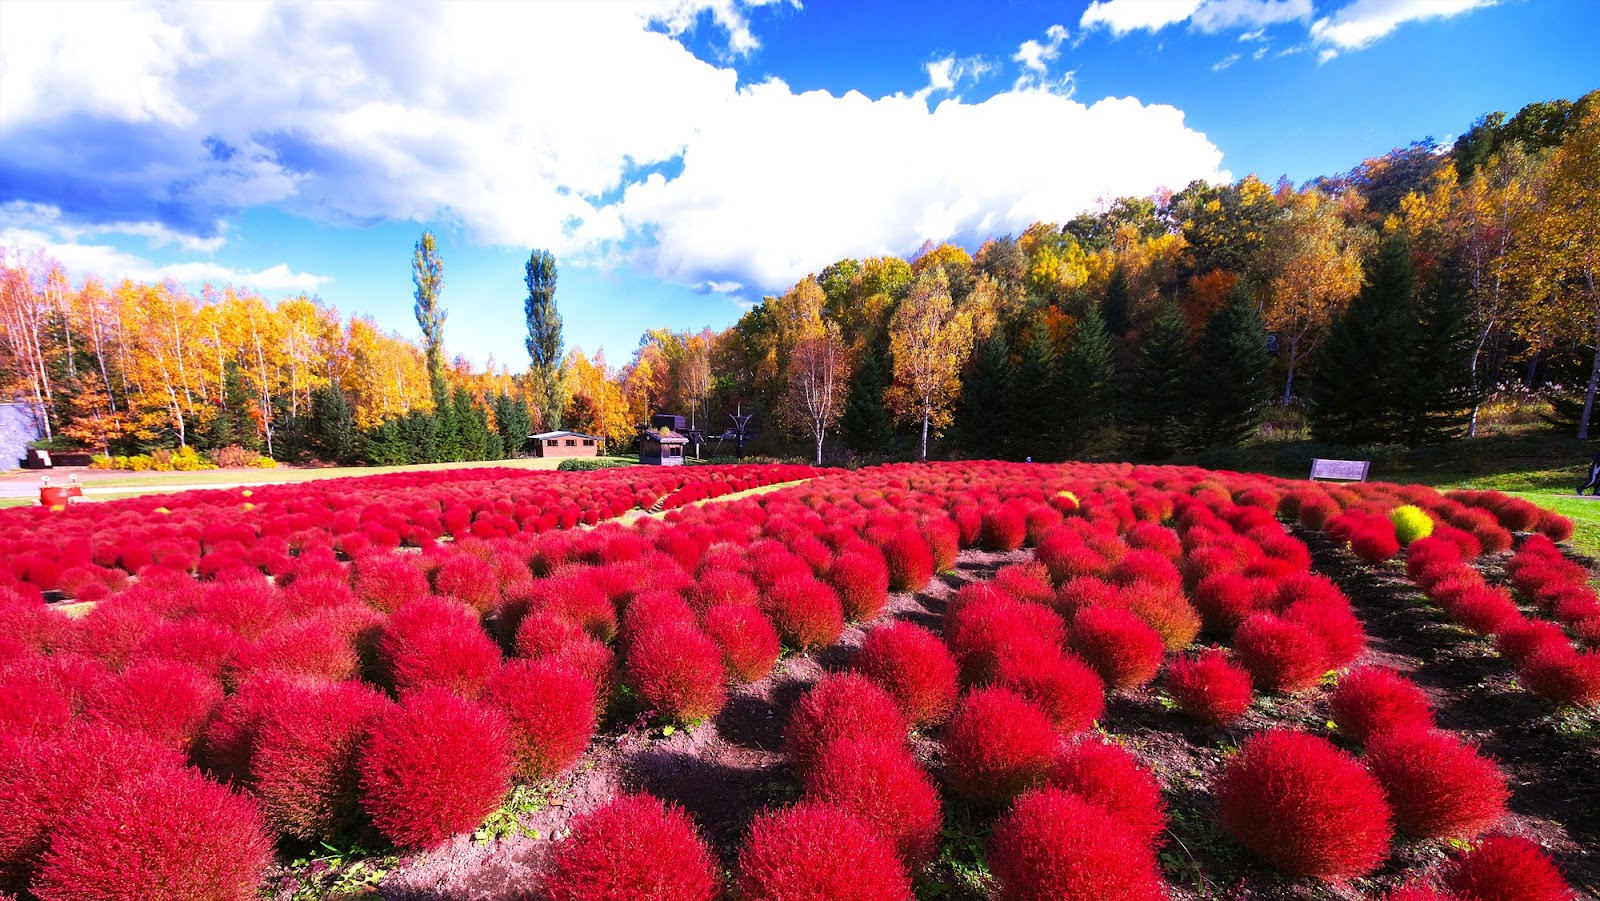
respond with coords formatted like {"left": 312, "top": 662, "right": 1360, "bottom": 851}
{"left": 887, "top": 268, "right": 970, "bottom": 460}
{"left": 1264, "top": 187, "right": 1371, "bottom": 404}
{"left": 566, "top": 349, "right": 632, "bottom": 451}
{"left": 413, "top": 230, "right": 447, "bottom": 393}
{"left": 786, "top": 323, "right": 849, "bottom": 465}
{"left": 524, "top": 248, "right": 566, "bottom": 429}
{"left": 1513, "top": 102, "right": 1600, "bottom": 438}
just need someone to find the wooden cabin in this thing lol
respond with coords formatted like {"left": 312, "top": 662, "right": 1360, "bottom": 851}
{"left": 528, "top": 430, "right": 601, "bottom": 458}
{"left": 639, "top": 427, "right": 689, "bottom": 466}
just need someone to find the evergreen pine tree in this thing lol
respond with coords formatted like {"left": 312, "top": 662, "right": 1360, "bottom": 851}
{"left": 1102, "top": 265, "right": 1132, "bottom": 337}
{"left": 1306, "top": 233, "right": 1415, "bottom": 446}
{"left": 493, "top": 392, "right": 533, "bottom": 458}
{"left": 1004, "top": 320, "right": 1057, "bottom": 459}
{"left": 1054, "top": 303, "right": 1115, "bottom": 456}
{"left": 839, "top": 335, "right": 895, "bottom": 455}
{"left": 429, "top": 383, "right": 461, "bottom": 462}
{"left": 1393, "top": 260, "right": 1477, "bottom": 445}
{"left": 1122, "top": 301, "right": 1194, "bottom": 459}
{"left": 398, "top": 410, "right": 440, "bottom": 464}
{"left": 452, "top": 387, "right": 488, "bottom": 461}
{"left": 1183, "top": 284, "right": 1274, "bottom": 452}
{"left": 954, "top": 331, "right": 1010, "bottom": 457}
{"left": 363, "top": 419, "right": 411, "bottom": 466}
{"left": 310, "top": 385, "right": 360, "bottom": 465}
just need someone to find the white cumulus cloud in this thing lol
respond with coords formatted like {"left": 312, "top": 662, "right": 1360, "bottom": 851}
{"left": 618, "top": 86, "right": 1227, "bottom": 290}
{"left": 1311, "top": 0, "right": 1496, "bottom": 60}
{"left": 1078, "top": 0, "right": 1309, "bottom": 36}
{"left": 1, "top": 0, "right": 1227, "bottom": 296}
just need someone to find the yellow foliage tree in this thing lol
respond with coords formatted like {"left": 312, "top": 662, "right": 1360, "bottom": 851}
{"left": 1265, "top": 187, "right": 1373, "bottom": 404}
{"left": 1512, "top": 103, "right": 1600, "bottom": 437}
{"left": 887, "top": 268, "right": 971, "bottom": 460}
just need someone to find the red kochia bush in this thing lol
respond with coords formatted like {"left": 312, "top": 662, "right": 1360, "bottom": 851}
{"left": 543, "top": 794, "right": 722, "bottom": 901}
{"left": 1068, "top": 606, "right": 1166, "bottom": 691}
{"left": 1281, "top": 596, "right": 1367, "bottom": 668}
{"left": 703, "top": 602, "right": 782, "bottom": 683}
{"left": 1351, "top": 526, "right": 1402, "bottom": 564}
{"left": 853, "top": 622, "right": 960, "bottom": 727}
{"left": 32, "top": 765, "right": 273, "bottom": 901}
{"left": 994, "top": 640, "right": 1105, "bottom": 736}
{"left": 1192, "top": 573, "right": 1269, "bottom": 635}
{"left": 785, "top": 674, "right": 909, "bottom": 776}
{"left": 1518, "top": 645, "right": 1600, "bottom": 708}
{"left": 1214, "top": 729, "right": 1393, "bottom": 879}
{"left": 1364, "top": 729, "right": 1508, "bottom": 840}
{"left": 0, "top": 724, "right": 187, "bottom": 890}
{"left": 354, "top": 555, "right": 430, "bottom": 611}
{"left": 737, "top": 801, "right": 914, "bottom": 901}
{"left": 1232, "top": 613, "right": 1329, "bottom": 694}
{"left": 484, "top": 658, "right": 597, "bottom": 782}
{"left": 82, "top": 658, "right": 222, "bottom": 754}
{"left": 1441, "top": 834, "right": 1575, "bottom": 901}
{"left": 943, "top": 688, "right": 1059, "bottom": 805}
{"left": 831, "top": 550, "right": 891, "bottom": 622}
{"left": 252, "top": 679, "right": 391, "bottom": 840}
{"left": 1379, "top": 885, "right": 1458, "bottom": 901}
{"left": 1494, "top": 619, "right": 1569, "bottom": 667}
{"left": 433, "top": 553, "right": 500, "bottom": 613}
{"left": 1163, "top": 650, "right": 1253, "bottom": 725}
{"left": 1048, "top": 739, "right": 1167, "bottom": 849}
{"left": 802, "top": 735, "right": 942, "bottom": 868}
{"left": 763, "top": 576, "right": 846, "bottom": 652}
{"left": 883, "top": 529, "right": 934, "bottom": 593}
{"left": 379, "top": 596, "right": 502, "bottom": 698}
{"left": 625, "top": 623, "right": 728, "bottom": 723}
{"left": 988, "top": 788, "right": 1169, "bottom": 901}
{"left": 981, "top": 508, "right": 1028, "bottom": 551}
{"left": 1329, "top": 667, "right": 1435, "bottom": 745}
{"left": 358, "top": 688, "right": 514, "bottom": 849}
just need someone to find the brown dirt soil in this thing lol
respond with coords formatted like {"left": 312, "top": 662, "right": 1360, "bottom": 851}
{"left": 279, "top": 539, "right": 1597, "bottom": 901}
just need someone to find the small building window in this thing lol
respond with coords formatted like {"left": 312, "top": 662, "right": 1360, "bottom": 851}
{"left": 669, "top": 446, "right": 682, "bottom": 456}
{"left": 582, "top": 439, "right": 594, "bottom": 446}
{"left": 547, "top": 439, "right": 559, "bottom": 446}
{"left": 565, "top": 439, "right": 577, "bottom": 447}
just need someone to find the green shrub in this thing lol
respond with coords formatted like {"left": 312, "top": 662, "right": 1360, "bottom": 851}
{"left": 557, "top": 458, "right": 631, "bottom": 472}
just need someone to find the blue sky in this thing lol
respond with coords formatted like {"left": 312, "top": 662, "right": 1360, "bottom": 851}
{"left": 2, "top": 0, "right": 1596, "bottom": 371}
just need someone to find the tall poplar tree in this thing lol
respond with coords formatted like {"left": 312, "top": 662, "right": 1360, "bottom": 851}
{"left": 524, "top": 249, "right": 566, "bottom": 430}
{"left": 412, "top": 231, "right": 447, "bottom": 394}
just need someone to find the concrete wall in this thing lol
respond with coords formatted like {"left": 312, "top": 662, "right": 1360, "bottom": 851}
{"left": 0, "top": 403, "right": 45, "bottom": 470}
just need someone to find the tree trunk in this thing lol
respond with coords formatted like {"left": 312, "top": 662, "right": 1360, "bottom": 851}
{"left": 1281, "top": 336, "right": 1301, "bottom": 407}
{"left": 1583, "top": 313, "right": 1600, "bottom": 441}
{"left": 920, "top": 405, "right": 930, "bottom": 461}
{"left": 815, "top": 430, "right": 824, "bottom": 466}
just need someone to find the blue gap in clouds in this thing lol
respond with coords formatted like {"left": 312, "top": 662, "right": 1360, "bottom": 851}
{"left": 0, "top": 118, "right": 230, "bottom": 238}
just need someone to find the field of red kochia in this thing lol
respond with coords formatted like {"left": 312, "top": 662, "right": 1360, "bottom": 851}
{"left": 0, "top": 460, "right": 1591, "bottom": 901}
